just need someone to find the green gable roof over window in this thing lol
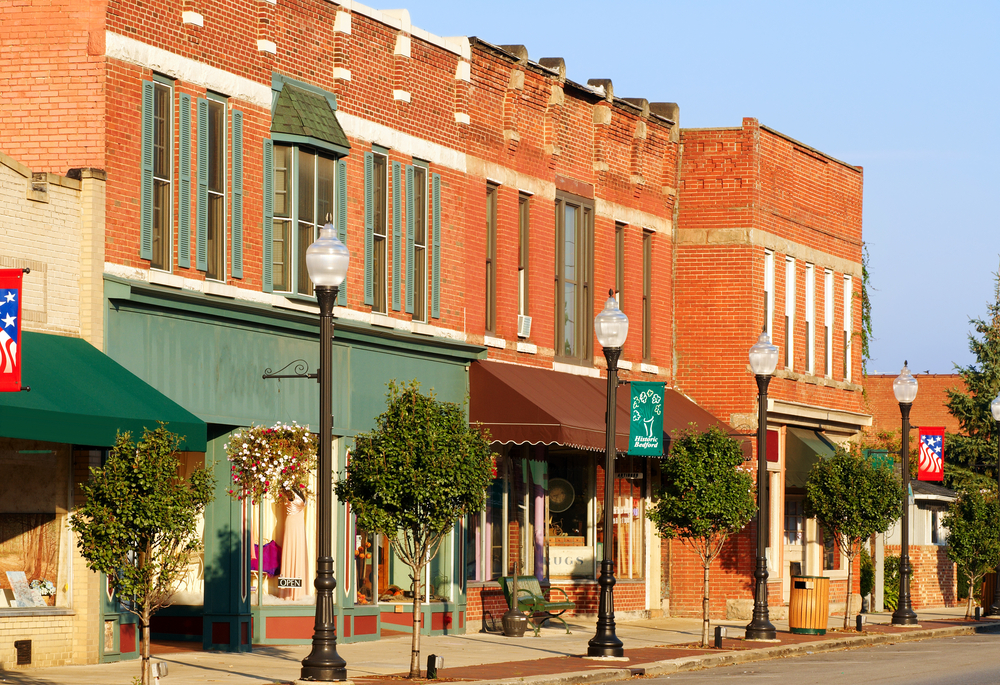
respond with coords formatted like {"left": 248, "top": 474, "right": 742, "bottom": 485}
{"left": 272, "top": 84, "right": 350, "bottom": 156}
{"left": 0, "top": 332, "right": 206, "bottom": 451}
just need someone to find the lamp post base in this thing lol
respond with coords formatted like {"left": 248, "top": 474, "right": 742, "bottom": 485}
{"left": 890, "top": 607, "right": 918, "bottom": 625}
{"left": 587, "top": 560, "right": 624, "bottom": 658}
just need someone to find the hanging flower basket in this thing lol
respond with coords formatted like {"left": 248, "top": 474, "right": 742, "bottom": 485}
{"left": 225, "top": 422, "right": 317, "bottom": 503}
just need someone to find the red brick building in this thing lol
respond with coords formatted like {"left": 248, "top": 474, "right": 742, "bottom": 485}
{"left": 1, "top": 0, "right": 874, "bottom": 664}
{"left": 671, "top": 120, "right": 869, "bottom": 618}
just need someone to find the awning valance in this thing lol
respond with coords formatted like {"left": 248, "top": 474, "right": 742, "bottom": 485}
{"left": 469, "top": 360, "right": 728, "bottom": 453}
{"left": 0, "top": 332, "right": 206, "bottom": 451}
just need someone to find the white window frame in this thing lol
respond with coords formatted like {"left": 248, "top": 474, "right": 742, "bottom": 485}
{"left": 764, "top": 250, "right": 774, "bottom": 339}
{"left": 824, "top": 268, "right": 833, "bottom": 377}
{"left": 412, "top": 163, "right": 429, "bottom": 323}
{"left": 805, "top": 264, "right": 815, "bottom": 375}
{"left": 843, "top": 275, "right": 852, "bottom": 381}
{"left": 151, "top": 79, "right": 173, "bottom": 273}
{"left": 785, "top": 257, "right": 795, "bottom": 370}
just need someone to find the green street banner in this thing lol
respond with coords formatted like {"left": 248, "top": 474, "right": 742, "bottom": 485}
{"left": 629, "top": 381, "right": 664, "bottom": 456}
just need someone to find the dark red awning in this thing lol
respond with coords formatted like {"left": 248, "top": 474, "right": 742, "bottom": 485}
{"left": 469, "top": 360, "right": 729, "bottom": 453}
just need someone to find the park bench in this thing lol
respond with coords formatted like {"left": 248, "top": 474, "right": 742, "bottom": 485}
{"left": 500, "top": 575, "right": 574, "bottom": 636}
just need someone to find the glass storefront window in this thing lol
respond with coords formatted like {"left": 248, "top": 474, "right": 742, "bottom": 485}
{"left": 171, "top": 451, "right": 208, "bottom": 604}
{"left": 0, "top": 440, "right": 72, "bottom": 609}
{"left": 547, "top": 452, "right": 595, "bottom": 579}
{"left": 248, "top": 468, "right": 317, "bottom": 607}
{"left": 354, "top": 526, "right": 376, "bottom": 605}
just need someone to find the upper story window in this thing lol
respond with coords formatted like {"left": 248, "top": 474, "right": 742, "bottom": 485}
{"left": 272, "top": 145, "right": 336, "bottom": 296}
{"left": 411, "top": 164, "right": 428, "bottom": 322}
{"left": 642, "top": 229, "right": 652, "bottom": 361}
{"left": 843, "top": 274, "right": 853, "bottom": 381}
{"left": 785, "top": 257, "right": 795, "bottom": 370}
{"left": 370, "top": 153, "right": 388, "bottom": 313}
{"left": 824, "top": 268, "right": 833, "bottom": 377}
{"left": 205, "top": 96, "right": 227, "bottom": 282}
{"left": 519, "top": 193, "right": 530, "bottom": 318}
{"left": 615, "top": 222, "right": 625, "bottom": 307}
{"left": 555, "top": 192, "right": 593, "bottom": 363}
{"left": 763, "top": 250, "right": 774, "bottom": 339}
{"left": 151, "top": 81, "right": 172, "bottom": 271}
{"left": 805, "top": 263, "right": 815, "bottom": 375}
{"left": 485, "top": 184, "right": 498, "bottom": 334}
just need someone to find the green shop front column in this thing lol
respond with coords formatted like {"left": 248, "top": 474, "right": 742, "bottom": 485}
{"left": 202, "top": 427, "right": 252, "bottom": 652}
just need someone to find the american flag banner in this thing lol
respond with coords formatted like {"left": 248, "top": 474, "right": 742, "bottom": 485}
{"left": 918, "top": 426, "right": 945, "bottom": 481}
{"left": 0, "top": 269, "right": 23, "bottom": 393}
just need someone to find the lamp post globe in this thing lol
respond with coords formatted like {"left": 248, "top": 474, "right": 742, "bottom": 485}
{"left": 588, "top": 290, "right": 628, "bottom": 658}
{"left": 745, "top": 331, "right": 778, "bottom": 641}
{"left": 891, "top": 362, "right": 918, "bottom": 626}
{"left": 300, "top": 221, "right": 350, "bottom": 681}
{"left": 989, "top": 392, "right": 1000, "bottom": 616}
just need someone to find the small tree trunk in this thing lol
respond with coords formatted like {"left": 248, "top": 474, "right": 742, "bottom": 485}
{"left": 141, "top": 609, "right": 152, "bottom": 685}
{"left": 701, "top": 561, "right": 711, "bottom": 648}
{"left": 843, "top": 548, "right": 854, "bottom": 630}
{"left": 966, "top": 572, "right": 977, "bottom": 619}
{"left": 409, "top": 565, "right": 423, "bottom": 678}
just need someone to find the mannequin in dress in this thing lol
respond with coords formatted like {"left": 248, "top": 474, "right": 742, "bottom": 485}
{"left": 279, "top": 489, "right": 310, "bottom": 600}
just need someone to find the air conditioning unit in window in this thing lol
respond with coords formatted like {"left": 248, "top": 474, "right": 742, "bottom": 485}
{"left": 517, "top": 315, "right": 532, "bottom": 339}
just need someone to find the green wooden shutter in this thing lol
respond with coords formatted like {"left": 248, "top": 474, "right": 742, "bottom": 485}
{"left": 262, "top": 139, "right": 274, "bottom": 293}
{"left": 196, "top": 98, "right": 209, "bottom": 271}
{"left": 432, "top": 173, "right": 441, "bottom": 319}
{"left": 178, "top": 93, "right": 192, "bottom": 269}
{"left": 336, "top": 158, "right": 347, "bottom": 306}
{"left": 392, "top": 162, "right": 401, "bottom": 312}
{"left": 405, "top": 165, "right": 414, "bottom": 315}
{"left": 140, "top": 80, "right": 154, "bottom": 261}
{"left": 230, "top": 110, "right": 244, "bottom": 279}
{"left": 363, "top": 152, "right": 374, "bottom": 306}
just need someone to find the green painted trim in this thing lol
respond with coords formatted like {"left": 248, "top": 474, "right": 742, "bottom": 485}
{"left": 789, "top": 628, "right": 827, "bottom": 635}
{"left": 104, "top": 275, "right": 486, "bottom": 363}
{"left": 271, "top": 73, "right": 338, "bottom": 110}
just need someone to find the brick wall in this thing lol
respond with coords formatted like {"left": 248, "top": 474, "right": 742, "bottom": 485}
{"left": 886, "top": 544, "right": 958, "bottom": 609}
{"left": 866, "top": 374, "right": 964, "bottom": 436}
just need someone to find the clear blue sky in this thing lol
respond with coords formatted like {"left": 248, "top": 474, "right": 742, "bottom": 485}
{"left": 389, "top": 0, "right": 999, "bottom": 375}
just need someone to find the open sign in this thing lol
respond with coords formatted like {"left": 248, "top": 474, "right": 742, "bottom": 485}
{"left": 278, "top": 577, "right": 303, "bottom": 588}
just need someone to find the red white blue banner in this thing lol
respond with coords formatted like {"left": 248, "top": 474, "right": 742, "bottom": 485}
{"left": 918, "top": 426, "right": 945, "bottom": 481}
{"left": 0, "top": 269, "right": 22, "bottom": 392}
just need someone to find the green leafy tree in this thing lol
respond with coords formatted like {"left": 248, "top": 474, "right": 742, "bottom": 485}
{"left": 70, "top": 425, "right": 214, "bottom": 685}
{"left": 335, "top": 381, "right": 493, "bottom": 677}
{"left": 805, "top": 448, "right": 902, "bottom": 629}
{"left": 943, "top": 487, "right": 1000, "bottom": 618}
{"left": 945, "top": 271, "right": 1000, "bottom": 489}
{"left": 647, "top": 426, "right": 755, "bottom": 647}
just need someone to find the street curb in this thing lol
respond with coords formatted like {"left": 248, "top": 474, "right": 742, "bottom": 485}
{"left": 461, "top": 623, "right": 1000, "bottom": 685}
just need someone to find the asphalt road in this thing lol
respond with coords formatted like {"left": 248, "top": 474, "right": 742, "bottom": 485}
{"left": 642, "top": 633, "right": 1000, "bottom": 685}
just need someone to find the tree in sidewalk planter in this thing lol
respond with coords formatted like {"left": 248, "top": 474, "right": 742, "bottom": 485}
{"left": 943, "top": 487, "right": 1000, "bottom": 618}
{"left": 646, "top": 426, "right": 756, "bottom": 648}
{"left": 70, "top": 425, "right": 214, "bottom": 685}
{"left": 805, "top": 448, "right": 902, "bottom": 629}
{"left": 335, "top": 380, "right": 493, "bottom": 678}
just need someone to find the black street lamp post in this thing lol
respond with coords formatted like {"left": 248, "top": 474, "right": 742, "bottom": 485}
{"left": 745, "top": 331, "right": 778, "bottom": 641}
{"left": 588, "top": 291, "right": 628, "bottom": 659}
{"left": 891, "top": 362, "right": 918, "bottom": 626}
{"left": 988, "top": 394, "right": 1000, "bottom": 616}
{"left": 300, "top": 222, "right": 350, "bottom": 682}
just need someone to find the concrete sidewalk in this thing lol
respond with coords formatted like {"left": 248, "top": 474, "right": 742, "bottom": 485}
{"left": 0, "top": 606, "right": 993, "bottom": 685}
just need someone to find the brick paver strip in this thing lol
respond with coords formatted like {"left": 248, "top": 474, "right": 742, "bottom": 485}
{"left": 350, "top": 620, "right": 988, "bottom": 684}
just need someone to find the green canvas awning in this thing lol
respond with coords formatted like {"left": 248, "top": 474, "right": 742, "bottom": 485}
{"left": 784, "top": 427, "right": 837, "bottom": 488}
{"left": 0, "top": 332, "right": 206, "bottom": 451}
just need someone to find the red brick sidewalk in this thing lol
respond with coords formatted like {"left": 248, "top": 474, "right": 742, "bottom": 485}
{"left": 349, "top": 619, "right": 981, "bottom": 685}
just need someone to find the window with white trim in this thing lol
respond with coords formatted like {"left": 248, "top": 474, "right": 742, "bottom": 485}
{"left": 764, "top": 249, "right": 774, "bottom": 339}
{"left": 785, "top": 257, "right": 795, "bottom": 370}
{"left": 805, "top": 264, "right": 815, "bottom": 375}
{"left": 843, "top": 274, "right": 853, "bottom": 381}
{"left": 151, "top": 81, "right": 172, "bottom": 271}
{"left": 824, "top": 268, "right": 833, "bottom": 377}
{"left": 555, "top": 192, "right": 593, "bottom": 363}
{"left": 205, "top": 96, "right": 227, "bottom": 282}
{"left": 411, "top": 165, "right": 428, "bottom": 322}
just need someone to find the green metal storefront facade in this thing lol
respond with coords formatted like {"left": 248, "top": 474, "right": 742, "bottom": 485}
{"left": 103, "top": 276, "right": 484, "bottom": 651}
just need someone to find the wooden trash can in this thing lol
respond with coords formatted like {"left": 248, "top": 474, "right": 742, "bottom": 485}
{"left": 788, "top": 575, "right": 830, "bottom": 635}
